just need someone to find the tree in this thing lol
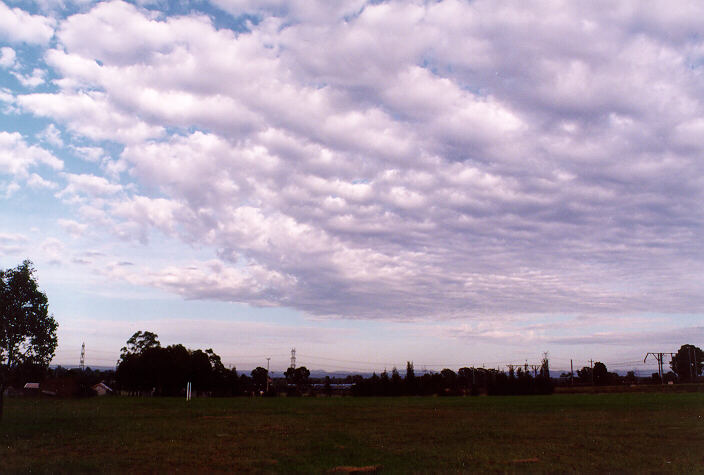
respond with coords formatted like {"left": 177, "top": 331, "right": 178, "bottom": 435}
{"left": 295, "top": 366, "right": 310, "bottom": 385}
{"left": 592, "top": 362, "right": 610, "bottom": 385}
{"left": 405, "top": 361, "right": 415, "bottom": 380}
{"left": 284, "top": 366, "right": 310, "bottom": 386}
{"left": 251, "top": 366, "right": 269, "bottom": 393}
{"left": 120, "top": 331, "right": 160, "bottom": 357}
{"left": 117, "top": 331, "right": 163, "bottom": 395}
{"left": 0, "top": 261, "right": 58, "bottom": 420}
{"left": 670, "top": 344, "right": 704, "bottom": 382}
{"left": 116, "top": 332, "right": 231, "bottom": 396}
{"left": 625, "top": 371, "right": 636, "bottom": 384}
{"left": 440, "top": 368, "right": 457, "bottom": 393}
{"left": 577, "top": 366, "right": 592, "bottom": 384}
{"left": 405, "top": 361, "right": 417, "bottom": 395}
{"left": 540, "top": 352, "right": 550, "bottom": 380}
{"left": 390, "top": 367, "right": 403, "bottom": 396}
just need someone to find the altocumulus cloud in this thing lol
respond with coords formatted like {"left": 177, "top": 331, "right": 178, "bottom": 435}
{"left": 6, "top": 0, "right": 704, "bottom": 323}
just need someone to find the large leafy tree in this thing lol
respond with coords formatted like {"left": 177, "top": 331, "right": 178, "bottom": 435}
{"left": 284, "top": 366, "right": 310, "bottom": 394}
{"left": 576, "top": 366, "right": 593, "bottom": 384}
{"left": 592, "top": 362, "right": 610, "bottom": 385}
{"left": 116, "top": 331, "right": 235, "bottom": 396}
{"left": 251, "top": 366, "right": 269, "bottom": 392}
{"left": 0, "top": 260, "right": 58, "bottom": 420}
{"left": 120, "top": 331, "right": 160, "bottom": 357}
{"left": 670, "top": 344, "right": 704, "bottom": 382}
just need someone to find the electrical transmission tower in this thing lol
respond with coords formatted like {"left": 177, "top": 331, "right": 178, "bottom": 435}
{"left": 80, "top": 342, "right": 85, "bottom": 371}
{"left": 644, "top": 352, "right": 675, "bottom": 384}
{"left": 290, "top": 348, "right": 296, "bottom": 369}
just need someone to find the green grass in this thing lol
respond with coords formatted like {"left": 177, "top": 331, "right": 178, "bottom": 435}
{"left": 1, "top": 393, "right": 703, "bottom": 473}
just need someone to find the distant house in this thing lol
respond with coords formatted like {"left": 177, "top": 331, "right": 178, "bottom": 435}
{"left": 23, "top": 382, "right": 41, "bottom": 396}
{"left": 91, "top": 382, "right": 113, "bottom": 396}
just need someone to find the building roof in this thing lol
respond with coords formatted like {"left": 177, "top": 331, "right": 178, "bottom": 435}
{"left": 91, "top": 382, "right": 113, "bottom": 392}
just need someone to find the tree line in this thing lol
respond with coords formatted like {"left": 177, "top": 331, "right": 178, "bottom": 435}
{"left": 111, "top": 332, "right": 556, "bottom": 397}
{"left": 351, "top": 360, "right": 554, "bottom": 396}
{"left": 1, "top": 260, "right": 703, "bottom": 410}
{"left": 112, "top": 332, "right": 704, "bottom": 397}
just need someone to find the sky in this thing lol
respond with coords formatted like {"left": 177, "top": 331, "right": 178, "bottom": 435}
{"left": 1, "top": 0, "right": 703, "bottom": 376}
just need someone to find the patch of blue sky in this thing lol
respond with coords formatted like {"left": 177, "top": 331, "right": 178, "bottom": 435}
{"left": 419, "top": 58, "right": 489, "bottom": 97}
{"left": 1, "top": 180, "right": 64, "bottom": 214}
{"left": 124, "top": 0, "right": 258, "bottom": 33}
{"left": 9, "top": 0, "right": 259, "bottom": 36}
{"left": 3, "top": 42, "right": 53, "bottom": 70}
{"left": 163, "top": 125, "right": 207, "bottom": 139}
{"left": 4, "top": 0, "right": 70, "bottom": 16}
{"left": 0, "top": 109, "right": 47, "bottom": 138}
{"left": 0, "top": 115, "right": 114, "bottom": 181}
{"left": 342, "top": 5, "right": 367, "bottom": 23}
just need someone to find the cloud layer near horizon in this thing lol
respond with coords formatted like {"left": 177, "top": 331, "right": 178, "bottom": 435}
{"left": 3, "top": 0, "right": 704, "bottom": 323}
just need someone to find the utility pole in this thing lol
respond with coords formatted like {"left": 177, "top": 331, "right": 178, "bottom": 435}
{"left": 290, "top": 348, "right": 296, "bottom": 369}
{"left": 266, "top": 357, "right": 271, "bottom": 392}
{"left": 80, "top": 342, "right": 85, "bottom": 371}
{"left": 694, "top": 348, "right": 699, "bottom": 382}
{"left": 570, "top": 359, "right": 574, "bottom": 386}
{"left": 542, "top": 352, "right": 550, "bottom": 380}
{"left": 530, "top": 365, "right": 539, "bottom": 378}
{"left": 644, "top": 352, "right": 676, "bottom": 384}
{"left": 589, "top": 359, "right": 594, "bottom": 386}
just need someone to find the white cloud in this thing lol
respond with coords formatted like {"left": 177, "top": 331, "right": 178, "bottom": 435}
{"left": 210, "top": 0, "right": 366, "bottom": 23}
{"left": 0, "top": 46, "right": 16, "bottom": 68}
{"left": 58, "top": 218, "right": 88, "bottom": 237}
{"left": 17, "top": 91, "right": 164, "bottom": 143}
{"left": 0, "top": 231, "right": 27, "bottom": 255}
{"left": 59, "top": 172, "right": 121, "bottom": 197}
{"left": 37, "top": 123, "right": 63, "bottom": 147}
{"left": 26, "top": 172, "right": 57, "bottom": 189}
{"left": 0, "top": 231, "right": 27, "bottom": 243}
{"left": 12, "top": 68, "right": 46, "bottom": 88}
{"left": 0, "top": 131, "right": 63, "bottom": 178}
{"left": 40, "top": 236, "right": 64, "bottom": 264}
{"left": 0, "top": 1, "right": 55, "bottom": 44}
{"left": 2, "top": 180, "right": 20, "bottom": 198}
{"left": 110, "top": 195, "right": 182, "bottom": 240}
{"left": 70, "top": 145, "right": 104, "bottom": 162}
{"left": 7, "top": 0, "right": 704, "bottom": 325}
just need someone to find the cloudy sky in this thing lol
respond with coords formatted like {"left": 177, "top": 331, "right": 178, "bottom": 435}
{"left": 1, "top": 0, "right": 702, "bottom": 374}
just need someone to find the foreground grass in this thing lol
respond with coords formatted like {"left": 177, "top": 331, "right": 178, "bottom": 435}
{"left": 1, "top": 393, "right": 703, "bottom": 473}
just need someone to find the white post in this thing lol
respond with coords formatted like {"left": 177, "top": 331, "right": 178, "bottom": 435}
{"left": 186, "top": 381, "right": 191, "bottom": 401}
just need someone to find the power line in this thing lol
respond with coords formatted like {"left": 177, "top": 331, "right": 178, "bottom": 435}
{"left": 644, "top": 352, "right": 676, "bottom": 384}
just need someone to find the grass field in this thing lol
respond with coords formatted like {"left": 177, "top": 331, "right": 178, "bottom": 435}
{"left": 1, "top": 393, "right": 703, "bottom": 473}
